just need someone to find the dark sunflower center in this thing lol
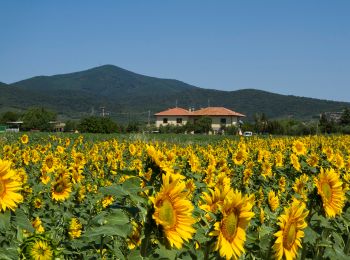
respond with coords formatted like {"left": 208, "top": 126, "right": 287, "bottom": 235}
{"left": 54, "top": 182, "right": 65, "bottom": 193}
{"left": 236, "top": 151, "right": 243, "bottom": 161}
{"left": 37, "top": 245, "right": 46, "bottom": 255}
{"left": 222, "top": 212, "right": 238, "bottom": 241}
{"left": 284, "top": 222, "right": 297, "bottom": 249}
{"left": 321, "top": 182, "right": 332, "bottom": 201}
{"left": 159, "top": 199, "right": 176, "bottom": 228}
{"left": 0, "top": 179, "right": 5, "bottom": 195}
{"left": 296, "top": 144, "right": 302, "bottom": 152}
{"left": 46, "top": 158, "right": 53, "bottom": 169}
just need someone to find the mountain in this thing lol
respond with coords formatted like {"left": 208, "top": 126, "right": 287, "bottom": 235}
{"left": 1, "top": 65, "right": 349, "bottom": 121}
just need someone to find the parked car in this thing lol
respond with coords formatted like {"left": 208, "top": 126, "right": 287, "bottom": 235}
{"left": 243, "top": 131, "right": 253, "bottom": 137}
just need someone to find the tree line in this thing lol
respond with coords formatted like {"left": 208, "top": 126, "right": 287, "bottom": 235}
{"left": 1, "top": 107, "right": 350, "bottom": 135}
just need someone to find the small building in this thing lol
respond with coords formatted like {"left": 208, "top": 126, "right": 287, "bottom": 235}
{"left": 154, "top": 107, "right": 192, "bottom": 128}
{"left": 6, "top": 121, "right": 23, "bottom": 132}
{"left": 154, "top": 106, "right": 245, "bottom": 133}
{"left": 49, "top": 121, "right": 66, "bottom": 132}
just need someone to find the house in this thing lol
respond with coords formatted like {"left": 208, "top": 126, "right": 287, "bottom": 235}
{"left": 154, "top": 106, "right": 245, "bottom": 133}
{"left": 49, "top": 121, "right": 66, "bottom": 132}
{"left": 154, "top": 107, "right": 191, "bottom": 128}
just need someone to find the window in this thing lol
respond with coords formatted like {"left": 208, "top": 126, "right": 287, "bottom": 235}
{"left": 220, "top": 118, "right": 227, "bottom": 124}
{"left": 176, "top": 118, "right": 182, "bottom": 124}
{"left": 163, "top": 118, "right": 168, "bottom": 124}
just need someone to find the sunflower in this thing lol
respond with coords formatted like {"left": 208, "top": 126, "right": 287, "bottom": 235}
{"left": 32, "top": 217, "right": 45, "bottom": 234}
{"left": 21, "top": 134, "right": 29, "bottom": 144}
{"left": 261, "top": 161, "right": 273, "bottom": 179}
{"left": 243, "top": 167, "right": 253, "bottom": 185}
{"left": 101, "top": 195, "right": 114, "bottom": 208}
{"left": 28, "top": 239, "right": 53, "bottom": 260}
{"left": 33, "top": 197, "right": 43, "bottom": 209}
{"left": 315, "top": 168, "right": 346, "bottom": 218}
{"left": 210, "top": 189, "right": 254, "bottom": 260}
{"left": 42, "top": 154, "right": 57, "bottom": 173}
{"left": 51, "top": 176, "right": 72, "bottom": 202}
{"left": 292, "top": 140, "right": 306, "bottom": 156}
{"left": 306, "top": 153, "right": 318, "bottom": 167}
{"left": 290, "top": 153, "right": 301, "bottom": 172}
{"left": 73, "top": 152, "right": 86, "bottom": 166}
{"left": 323, "top": 147, "right": 334, "bottom": 162}
{"left": 256, "top": 187, "right": 264, "bottom": 208}
{"left": 56, "top": 145, "right": 65, "bottom": 154}
{"left": 275, "top": 152, "right": 284, "bottom": 167}
{"left": 268, "top": 190, "right": 279, "bottom": 212}
{"left": 279, "top": 176, "right": 286, "bottom": 193}
{"left": 333, "top": 152, "right": 344, "bottom": 169}
{"left": 199, "top": 186, "right": 230, "bottom": 215}
{"left": 151, "top": 173, "right": 196, "bottom": 249}
{"left": 260, "top": 208, "right": 265, "bottom": 224}
{"left": 68, "top": 217, "right": 82, "bottom": 239}
{"left": 129, "top": 143, "right": 137, "bottom": 156}
{"left": 232, "top": 148, "right": 247, "bottom": 165}
{"left": 273, "top": 199, "right": 308, "bottom": 260}
{"left": 127, "top": 221, "right": 142, "bottom": 249}
{"left": 0, "top": 159, "right": 23, "bottom": 211}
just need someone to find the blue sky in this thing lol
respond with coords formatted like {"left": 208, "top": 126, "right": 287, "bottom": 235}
{"left": 1, "top": 1, "right": 349, "bottom": 101}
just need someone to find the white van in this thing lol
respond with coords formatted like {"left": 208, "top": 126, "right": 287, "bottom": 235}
{"left": 243, "top": 131, "right": 253, "bottom": 137}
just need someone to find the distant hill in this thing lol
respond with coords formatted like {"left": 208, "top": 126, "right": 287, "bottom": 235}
{"left": 1, "top": 65, "right": 349, "bottom": 122}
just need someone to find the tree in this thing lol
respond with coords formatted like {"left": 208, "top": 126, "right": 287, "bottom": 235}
{"left": 78, "top": 116, "right": 119, "bottom": 133}
{"left": 126, "top": 121, "right": 141, "bottom": 133}
{"left": 340, "top": 107, "right": 350, "bottom": 125}
{"left": 22, "top": 107, "right": 56, "bottom": 131}
{"left": 319, "top": 113, "right": 336, "bottom": 134}
{"left": 193, "top": 117, "right": 212, "bottom": 134}
{"left": 64, "top": 120, "right": 78, "bottom": 132}
{"left": 254, "top": 113, "right": 269, "bottom": 134}
{"left": 0, "top": 111, "right": 21, "bottom": 124}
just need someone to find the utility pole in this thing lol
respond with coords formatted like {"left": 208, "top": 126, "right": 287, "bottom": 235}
{"left": 100, "top": 107, "right": 105, "bottom": 117}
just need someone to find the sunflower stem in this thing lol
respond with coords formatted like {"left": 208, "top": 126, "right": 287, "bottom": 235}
{"left": 140, "top": 207, "right": 153, "bottom": 257}
{"left": 203, "top": 240, "right": 211, "bottom": 260}
{"left": 100, "top": 235, "right": 104, "bottom": 258}
{"left": 301, "top": 199, "right": 315, "bottom": 260}
{"left": 345, "top": 233, "right": 350, "bottom": 255}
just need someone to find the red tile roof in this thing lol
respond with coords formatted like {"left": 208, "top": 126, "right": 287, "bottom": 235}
{"left": 192, "top": 107, "right": 245, "bottom": 117}
{"left": 154, "top": 107, "right": 245, "bottom": 117}
{"left": 154, "top": 107, "right": 192, "bottom": 116}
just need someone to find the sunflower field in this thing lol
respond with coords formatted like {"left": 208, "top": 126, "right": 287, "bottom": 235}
{"left": 0, "top": 133, "right": 350, "bottom": 260}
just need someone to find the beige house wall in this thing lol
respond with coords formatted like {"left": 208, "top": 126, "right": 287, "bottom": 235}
{"left": 209, "top": 116, "right": 239, "bottom": 131}
{"left": 155, "top": 116, "right": 189, "bottom": 127}
{"left": 155, "top": 115, "right": 241, "bottom": 131}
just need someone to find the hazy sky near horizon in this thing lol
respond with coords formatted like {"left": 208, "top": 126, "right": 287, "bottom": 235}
{"left": 1, "top": 1, "right": 349, "bottom": 102}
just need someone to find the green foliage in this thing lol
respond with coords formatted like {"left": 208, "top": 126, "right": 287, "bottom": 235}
{"left": 340, "top": 107, "right": 350, "bottom": 125}
{"left": 126, "top": 121, "right": 141, "bottom": 133}
{"left": 22, "top": 107, "right": 56, "bottom": 131}
{"left": 64, "top": 120, "right": 78, "bottom": 132}
{"left": 189, "top": 116, "right": 212, "bottom": 134}
{"left": 78, "top": 116, "right": 119, "bottom": 133}
{"left": 224, "top": 125, "right": 238, "bottom": 135}
{"left": 159, "top": 124, "right": 186, "bottom": 134}
{"left": 0, "top": 111, "right": 21, "bottom": 124}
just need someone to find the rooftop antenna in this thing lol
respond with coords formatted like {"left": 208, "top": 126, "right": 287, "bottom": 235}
{"left": 208, "top": 99, "right": 210, "bottom": 107}
{"left": 175, "top": 99, "right": 178, "bottom": 108}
